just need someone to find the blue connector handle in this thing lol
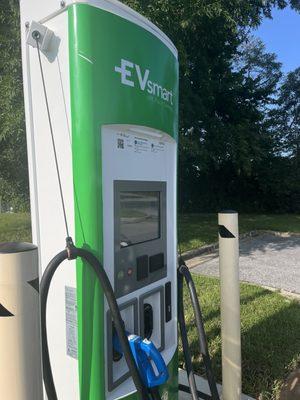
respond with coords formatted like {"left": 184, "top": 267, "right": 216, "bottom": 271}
{"left": 113, "top": 331, "right": 169, "bottom": 388}
{"left": 139, "top": 338, "right": 169, "bottom": 388}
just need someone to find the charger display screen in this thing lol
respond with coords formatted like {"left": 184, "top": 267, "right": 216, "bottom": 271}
{"left": 119, "top": 191, "right": 160, "bottom": 247}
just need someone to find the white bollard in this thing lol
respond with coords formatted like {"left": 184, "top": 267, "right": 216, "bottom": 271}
{"left": 218, "top": 211, "right": 241, "bottom": 400}
{"left": 0, "top": 242, "right": 43, "bottom": 400}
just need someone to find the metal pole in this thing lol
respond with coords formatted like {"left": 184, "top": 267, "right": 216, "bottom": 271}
{"left": 218, "top": 211, "right": 241, "bottom": 400}
{"left": 0, "top": 242, "right": 43, "bottom": 400}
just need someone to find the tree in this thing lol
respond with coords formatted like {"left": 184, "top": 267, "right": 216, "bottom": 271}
{"left": 273, "top": 68, "right": 300, "bottom": 162}
{"left": 234, "top": 37, "right": 282, "bottom": 110}
{"left": 123, "top": 1, "right": 299, "bottom": 212}
{"left": 266, "top": 68, "right": 300, "bottom": 212}
{"left": 0, "top": 0, "right": 29, "bottom": 211}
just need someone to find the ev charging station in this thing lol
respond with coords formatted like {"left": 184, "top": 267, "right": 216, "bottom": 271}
{"left": 20, "top": 1, "right": 179, "bottom": 399}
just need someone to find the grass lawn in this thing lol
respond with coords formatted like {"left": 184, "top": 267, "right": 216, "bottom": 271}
{"left": 0, "top": 212, "right": 31, "bottom": 243}
{"left": 179, "top": 213, "right": 300, "bottom": 252}
{"left": 180, "top": 274, "right": 300, "bottom": 399}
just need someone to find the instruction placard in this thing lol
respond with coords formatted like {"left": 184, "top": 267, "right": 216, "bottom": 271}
{"left": 65, "top": 286, "right": 78, "bottom": 359}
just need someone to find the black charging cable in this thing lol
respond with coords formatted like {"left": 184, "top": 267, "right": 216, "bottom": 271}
{"left": 40, "top": 237, "right": 151, "bottom": 400}
{"left": 40, "top": 239, "right": 219, "bottom": 400}
{"left": 177, "top": 258, "right": 220, "bottom": 400}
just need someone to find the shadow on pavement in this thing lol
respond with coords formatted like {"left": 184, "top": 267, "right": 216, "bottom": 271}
{"left": 239, "top": 234, "right": 300, "bottom": 256}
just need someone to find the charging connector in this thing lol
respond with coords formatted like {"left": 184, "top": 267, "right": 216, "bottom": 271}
{"left": 143, "top": 303, "right": 153, "bottom": 340}
{"left": 112, "top": 330, "right": 169, "bottom": 389}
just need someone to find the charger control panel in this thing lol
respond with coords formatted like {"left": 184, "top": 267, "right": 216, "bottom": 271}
{"left": 102, "top": 125, "right": 177, "bottom": 399}
{"left": 114, "top": 180, "right": 167, "bottom": 298}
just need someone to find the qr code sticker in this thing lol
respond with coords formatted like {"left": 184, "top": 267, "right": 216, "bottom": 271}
{"left": 117, "top": 138, "right": 124, "bottom": 149}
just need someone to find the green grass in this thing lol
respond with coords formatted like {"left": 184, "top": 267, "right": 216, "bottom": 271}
{"left": 0, "top": 213, "right": 31, "bottom": 243}
{"left": 180, "top": 274, "right": 300, "bottom": 399}
{"left": 179, "top": 213, "right": 300, "bottom": 252}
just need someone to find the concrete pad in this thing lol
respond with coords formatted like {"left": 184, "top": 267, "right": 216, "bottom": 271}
{"left": 178, "top": 369, "right": 255, "bottom": 400}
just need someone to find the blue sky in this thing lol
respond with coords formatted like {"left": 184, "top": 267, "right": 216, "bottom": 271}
{"left": 253, "top": 7, "right": 300, "bottom": 73}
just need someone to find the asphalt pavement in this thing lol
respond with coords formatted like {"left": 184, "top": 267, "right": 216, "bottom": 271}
{"left": 191, "top": 234, "right": 300, "bottom": 294}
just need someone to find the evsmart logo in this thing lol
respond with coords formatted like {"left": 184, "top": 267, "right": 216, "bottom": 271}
{"left": 114, "top": 59, "right": 174, "bottom": 105}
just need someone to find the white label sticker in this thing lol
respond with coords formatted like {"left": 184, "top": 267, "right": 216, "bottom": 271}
{"left": 116, "top": 132, "right": 166, "bottom": 155}
{"left": 65, "top": 286, "right": 78, "bottom": 359}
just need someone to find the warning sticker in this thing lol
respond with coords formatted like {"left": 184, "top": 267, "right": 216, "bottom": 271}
{"left": 65, "top": 286, "right": 78, "bottom": 360}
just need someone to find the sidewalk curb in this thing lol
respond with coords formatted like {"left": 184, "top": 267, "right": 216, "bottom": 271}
{"left": 182, "top": 230, "right": 259, "bottom": 261}
{"left": 258, "top": 284, "right": 300, "bottom": 301}
{"left": 182, "top": 230, "right": 300, "bottom": 261}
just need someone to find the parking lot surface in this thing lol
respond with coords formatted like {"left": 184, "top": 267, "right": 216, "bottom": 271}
{"left": 191, "top": 234, "right": 300, "bottom": 294}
